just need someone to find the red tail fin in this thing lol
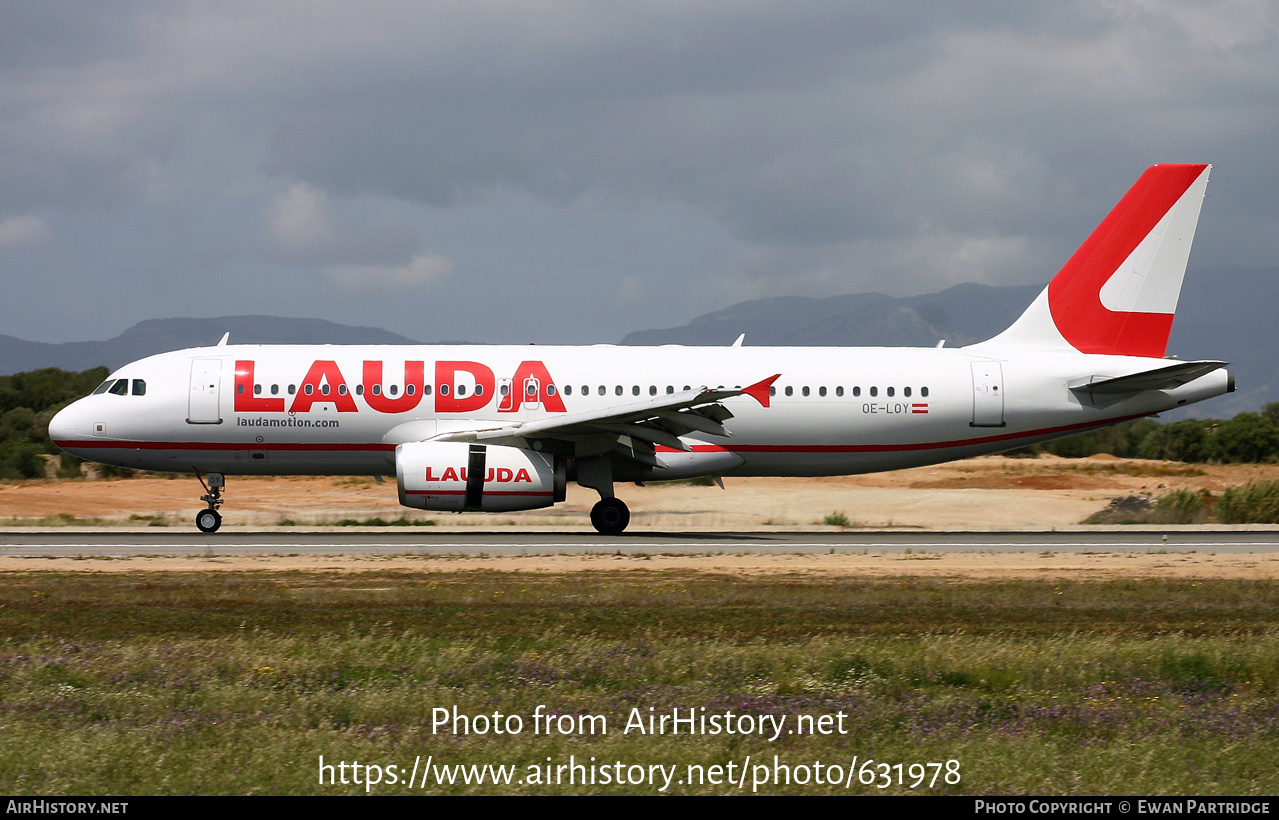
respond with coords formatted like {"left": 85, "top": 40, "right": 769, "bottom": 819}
{"left": 976, "top": 164, "right": 1210, "bottom": 357}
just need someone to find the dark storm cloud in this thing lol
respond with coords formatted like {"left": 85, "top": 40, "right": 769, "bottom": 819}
{"left": 0, "top": 2, "right": 146, "bottom": 70}
{"left": 0, "top": 1, "right": 1275, "bottom": 343}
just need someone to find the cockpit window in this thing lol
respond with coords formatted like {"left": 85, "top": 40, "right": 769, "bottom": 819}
{"left": 92, "top": 380, "right": 115, "bottom": 395}
{"left": 108, "top": 379, "right": 129, "bottom": 396}
{"left": 132, "top": 379, "right": 146, "bottom": 396}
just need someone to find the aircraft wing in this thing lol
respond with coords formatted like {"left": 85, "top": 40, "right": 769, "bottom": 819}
{"left": 429, "top": 374, "right": 780, "bottom": 468}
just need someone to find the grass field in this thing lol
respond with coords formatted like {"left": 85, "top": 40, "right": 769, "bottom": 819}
{"left": 0, "top": 568, "right": 1276, "bottom": 795}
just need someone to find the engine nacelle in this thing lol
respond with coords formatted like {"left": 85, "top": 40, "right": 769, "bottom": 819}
{"left": 396, "top": 441, "right": 566, "bottom": 512}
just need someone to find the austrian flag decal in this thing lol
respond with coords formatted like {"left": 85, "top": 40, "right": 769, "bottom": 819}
{"left": 912, "top": 404, "right": 929, "bottom": 414}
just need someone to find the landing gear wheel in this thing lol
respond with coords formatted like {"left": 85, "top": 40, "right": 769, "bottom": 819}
{"left": 194, "top": 472, "right": 225, "bottom": 533}
{"left": 195, "top": 508, "right": 222, "bottom": 534}
{"left": 590, "top": 498, "right": 630, "bottom": 535}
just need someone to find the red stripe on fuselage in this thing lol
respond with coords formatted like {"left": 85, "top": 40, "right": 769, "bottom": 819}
{"left": 53, "top": 440, "right": 395, "bottom": 452}
{"left": 403, "top": 490, "right": 553, "bottom": 497}
{"left": 55, "top": 414, "right": 1149, "bottom": 458}
{"left": 52, "top": 411, "right": 1151, "bottom": 457}
{"left": 672, "top": 413, "right": 1152, "bottom": 454}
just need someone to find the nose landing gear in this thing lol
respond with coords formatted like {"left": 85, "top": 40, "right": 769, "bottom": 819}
{"left": 195, "top": 472, "right": 225, "bottom": 533}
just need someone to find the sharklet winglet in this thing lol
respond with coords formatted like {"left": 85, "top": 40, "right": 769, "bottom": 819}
{"left": 742, "top": 374, "right": 781, "bottom": 408}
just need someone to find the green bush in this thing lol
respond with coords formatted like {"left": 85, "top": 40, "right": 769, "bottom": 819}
{"left": 1038, "top": 418, "right": 1162, "bottom": 458}
{"left": 56, "top": 453, "right": 85, "bottom": 479}
{"left": 1218, "top": 480, "right": 1279, "bottom": 524}
{"left": 1139, "top": 419, "right": 1214, "bottom": 462}
{"left": 0, "top": 443, "right": 45, "bottom": 480}
{"left": 1151, "top": 488, "right": 1212, "bottom": 524}
{"left": 1207, "top": 413, "right": 1279, "bottom": 463}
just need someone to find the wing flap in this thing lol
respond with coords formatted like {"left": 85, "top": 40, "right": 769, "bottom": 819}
{"left": 430, "top": 375, "right": 780, "bottom": 467}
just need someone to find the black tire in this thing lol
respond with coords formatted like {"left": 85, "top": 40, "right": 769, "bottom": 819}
{"left": 590, "top": 498, "right": 630, "bottom": 535}
{"left": 195, "top": 508, "right": 222, "bottom": 533}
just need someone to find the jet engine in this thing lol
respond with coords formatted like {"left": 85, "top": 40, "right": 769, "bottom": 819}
{"left": 396, "top": 441, "right": 566, "bottom": 512}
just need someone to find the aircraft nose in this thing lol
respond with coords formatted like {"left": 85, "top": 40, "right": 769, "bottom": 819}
{"left": 48, "top": 402, "right": 84, "bottom": 444}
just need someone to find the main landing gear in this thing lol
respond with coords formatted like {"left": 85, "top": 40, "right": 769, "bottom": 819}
{"left": 590, "top": 497, "right": 630, "bottom": 535}
{"left": 577, "top": 456, "right": 631, "bottom": 535}
{"left": 195, "top": 472, "right": 224, "bottom": 533}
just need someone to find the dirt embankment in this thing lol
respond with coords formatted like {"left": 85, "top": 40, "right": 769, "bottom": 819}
{"left": 0, "top": 454, "right": 1276, "bottom": 532}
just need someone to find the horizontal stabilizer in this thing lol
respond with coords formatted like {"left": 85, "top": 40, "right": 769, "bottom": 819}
{"left": 1069, "top": 360, "right": 1227, "bottom": 395}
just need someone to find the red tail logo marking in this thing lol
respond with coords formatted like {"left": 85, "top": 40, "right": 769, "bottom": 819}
{"left": 1047, "top": 164, "right": 1207, "bottom": 358}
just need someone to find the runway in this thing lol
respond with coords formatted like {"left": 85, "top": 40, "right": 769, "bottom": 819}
{"left": 2, "top": 529, "right": 1279, "bottom": 557}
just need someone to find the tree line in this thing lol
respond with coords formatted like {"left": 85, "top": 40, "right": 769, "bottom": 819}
{"left": 1017, "top": 405, "right": 1279, "bottom": 463}
{"left": 0, "top": 367, "right": 107, "bottom": 479}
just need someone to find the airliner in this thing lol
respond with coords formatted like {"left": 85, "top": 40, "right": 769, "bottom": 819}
{"left": 49, "top": 163, "right": 1231, "bottom": 534}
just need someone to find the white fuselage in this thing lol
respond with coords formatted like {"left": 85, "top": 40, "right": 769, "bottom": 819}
{"left": 49, "top": 343, "right": 1231, "bottom": 479}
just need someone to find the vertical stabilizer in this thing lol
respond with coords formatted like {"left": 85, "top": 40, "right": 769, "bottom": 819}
{"left": 974, "top": 163, "right": 1210, "bottom": 357}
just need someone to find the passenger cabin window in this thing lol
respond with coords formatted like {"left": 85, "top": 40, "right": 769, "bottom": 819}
{"left": 390, "top": 385, "right": 399, "bottom": 396}
{"left": 253, "top": 384, "right": 262, "bottom": 395}
{"left": 887, "top": 387, "right": 894, "bottom": 397}
{"left": 921, "top": 387, "right": 929, "bottom": 397}
{"left": 564, "top": 385, "right": 573, "bottom": 396}
{"left": 819, "top": 386, "right": 826, "bottom": 397}
{"left": 870, "top": 387, "right": 878, "bottom": 397}
{"left": 802, "top": 386, "right": 810, "bottom": 397}
{"left": 904, "top": 387, "right": 912, "bottom": 397}
{"left": 853, "top": 386, "right": 861, "bottom": 397}
{"left": 547, "top": 385, "right": 556, "bottom": 396}
{"left": 836, "top": 387, "right": 844, "bottom": 397}
{"left": 785, "top": 386, "right": 793, "bottom": 397}
{"left": 472, "top": 384, "right": 480, "bottom": 396}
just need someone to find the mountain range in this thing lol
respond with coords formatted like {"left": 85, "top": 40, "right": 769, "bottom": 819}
{"left": 2, "top": 267, "right": 1272, "bottom": 417}
{"left": 0, "top": 316, "right": 419, "bottom": 376}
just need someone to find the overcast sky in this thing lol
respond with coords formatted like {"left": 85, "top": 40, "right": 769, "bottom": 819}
{"left": 1, "top": 1, "right": 1276, "bottom": 344}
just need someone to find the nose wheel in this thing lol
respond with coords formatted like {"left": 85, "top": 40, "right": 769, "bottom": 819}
{"left": 194, "top": 471, "right": 225, "bottom": 533}
{"left": 590, "top": 497, "right": 630, "bottom": 535}
{"left": 195, "top": 508, "right": 222, "bottom": 533}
